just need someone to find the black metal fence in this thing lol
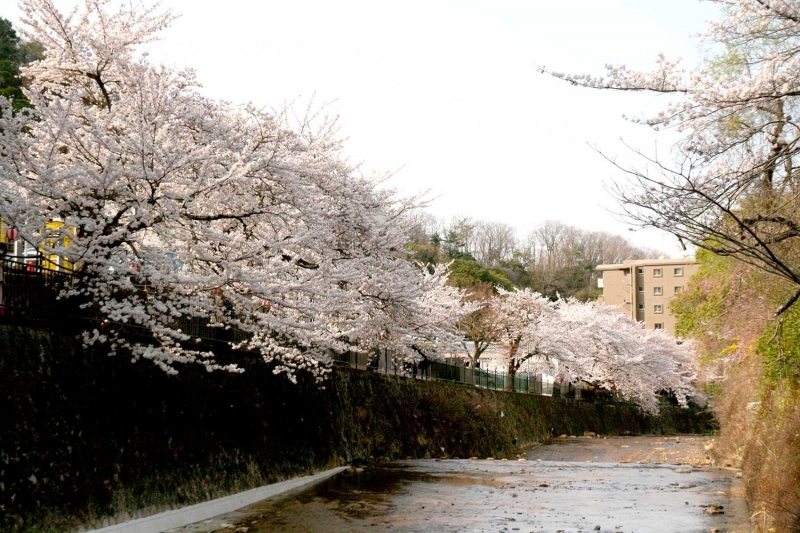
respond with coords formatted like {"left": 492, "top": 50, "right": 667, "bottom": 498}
{"left": 1, "top": 256, "right": 620, "bottom": 403}
{"left": 179, "top": 316, "right": 252, "bottom": 344}
{"left": 0, "top": 255, "right": 248, "bottom": 345}
{"left": 331, "top": 350, "right": 615, "bottom": 401}
{"left": 0, "top": 255, "right": 76, "bottom": 316}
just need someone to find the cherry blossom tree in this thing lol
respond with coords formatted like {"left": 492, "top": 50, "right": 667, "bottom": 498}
{"left": 489, "top": 288, "right": 563, "bottom": 390}
{"left": 544, "top": 0, "right": 800, "bottom": 315}
{"left": 485, "top": 288, "right": 694, "bottom": 411}
{"left": 553, "top": 299, "right": 695, "bottom": 413}
{"left": 346, "top": 263, "right": 480, "bottom": 367}
{"left": 0, "top": 0, "right": 467, "bottom": 379}
{"left": 456, "top": 289, "right": 501, "bottom": 369}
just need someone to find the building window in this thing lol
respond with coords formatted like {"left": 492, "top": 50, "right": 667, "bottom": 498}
{"left": 654, "top": 323, "right": 664, "bottom": 330}
{"left": 675, "top": 286, "right": 683, "bottom": 294}
{"left": 654, "top": 304, "right": 663, "bottom": 314}
{"left": 637, "top": 267, "right": 644, "bottom": 275}
{"left": 653, "top": 268, "right": 662, "bottom": 277}
{"left": 638, "top": 285, "right": 644, "bottom": 293}
{"left": 674, "top": 267, "right": 683, "bottom": 276}
{"left": 638, "top": 303, "right": 644, "bottom": 311}
{"left": 653, "top": 286, "right": 662, "bottom": 295}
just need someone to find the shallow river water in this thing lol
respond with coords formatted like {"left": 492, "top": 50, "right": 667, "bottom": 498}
{"left": 172, "top": 436, "right": 749, "bottom": 533}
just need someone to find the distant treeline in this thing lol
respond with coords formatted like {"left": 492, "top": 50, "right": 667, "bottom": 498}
{"left": 406, "top": 214, "right": 662, "bottom": 300}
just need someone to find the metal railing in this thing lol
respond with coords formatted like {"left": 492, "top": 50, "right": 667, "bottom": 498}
{"left": 0, "top": 255, "right": 248, "bottom": 345}
{"left": 331, "top": 350, "right": 618, "bottom": 402}
{"left": 0, "top": 257, "right": 623, "bottom": 404}
{"left": 179, "top": 316, "right": 251, "bottom": 344}
{"left": 0, "top": 255, "right": 76, "bottom": 315}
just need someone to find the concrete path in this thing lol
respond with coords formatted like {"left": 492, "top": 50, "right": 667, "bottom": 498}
{"left": 86, "top": 466, "right": 348, "bottom": 533}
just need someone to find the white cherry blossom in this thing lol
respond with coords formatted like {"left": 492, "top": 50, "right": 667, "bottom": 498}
{"left": 0, "top": 0, "right": 468, "bottom": 379}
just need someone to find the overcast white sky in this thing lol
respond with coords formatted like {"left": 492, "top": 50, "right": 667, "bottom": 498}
{"left": 8, "top": 0, "right": 722, "bottom": 256}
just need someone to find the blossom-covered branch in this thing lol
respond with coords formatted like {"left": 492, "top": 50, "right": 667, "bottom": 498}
{"left": 547, "top": 0, "right": 800, "bottom": 315}
{"left": 0, "top": 0, "right": 470, "bottom": 379}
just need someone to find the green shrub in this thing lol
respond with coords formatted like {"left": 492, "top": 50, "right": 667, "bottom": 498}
{"left": 757, "top": 305, "right": 800, "bottom": 381}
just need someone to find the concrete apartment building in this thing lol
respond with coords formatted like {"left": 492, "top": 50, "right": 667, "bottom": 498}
{"left": 596, "top": 258, "right": 699, "bottom": 335}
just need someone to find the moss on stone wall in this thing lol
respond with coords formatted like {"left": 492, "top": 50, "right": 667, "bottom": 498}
{"left": 0, "top": 324, "right": 714, "bottom": 532}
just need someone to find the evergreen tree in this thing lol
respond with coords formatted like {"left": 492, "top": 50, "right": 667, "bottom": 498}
{"left": 0, "top": 17, "right": 42, "bottom": 111}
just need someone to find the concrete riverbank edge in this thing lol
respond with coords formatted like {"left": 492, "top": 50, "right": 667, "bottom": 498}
{"left": 86, "top": 466, "right": 349, "bottom": 533}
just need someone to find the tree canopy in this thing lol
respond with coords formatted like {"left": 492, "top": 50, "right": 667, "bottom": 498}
{"left": 406, "top": 214, "right": 662, "bottom": 299}
{"left": 0, "top": 17, "right": 42, "bottom": 110}
{"left": 479, "top": 288, "right": 695, "bottom": 413}
{"left": 0, "top": 0, "right": 474, "bottom": 377}
{"left": 546, "top": 0, "right": 800, "bottom": 315}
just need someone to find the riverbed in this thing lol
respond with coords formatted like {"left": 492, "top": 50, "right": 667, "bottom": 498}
{"left": 170, "top": 436, "right": 749, "bottom": 532}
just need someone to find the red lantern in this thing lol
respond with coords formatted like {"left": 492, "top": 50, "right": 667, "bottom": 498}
{"left": 6, "top": 228, "right": 18, "bottom": 241}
